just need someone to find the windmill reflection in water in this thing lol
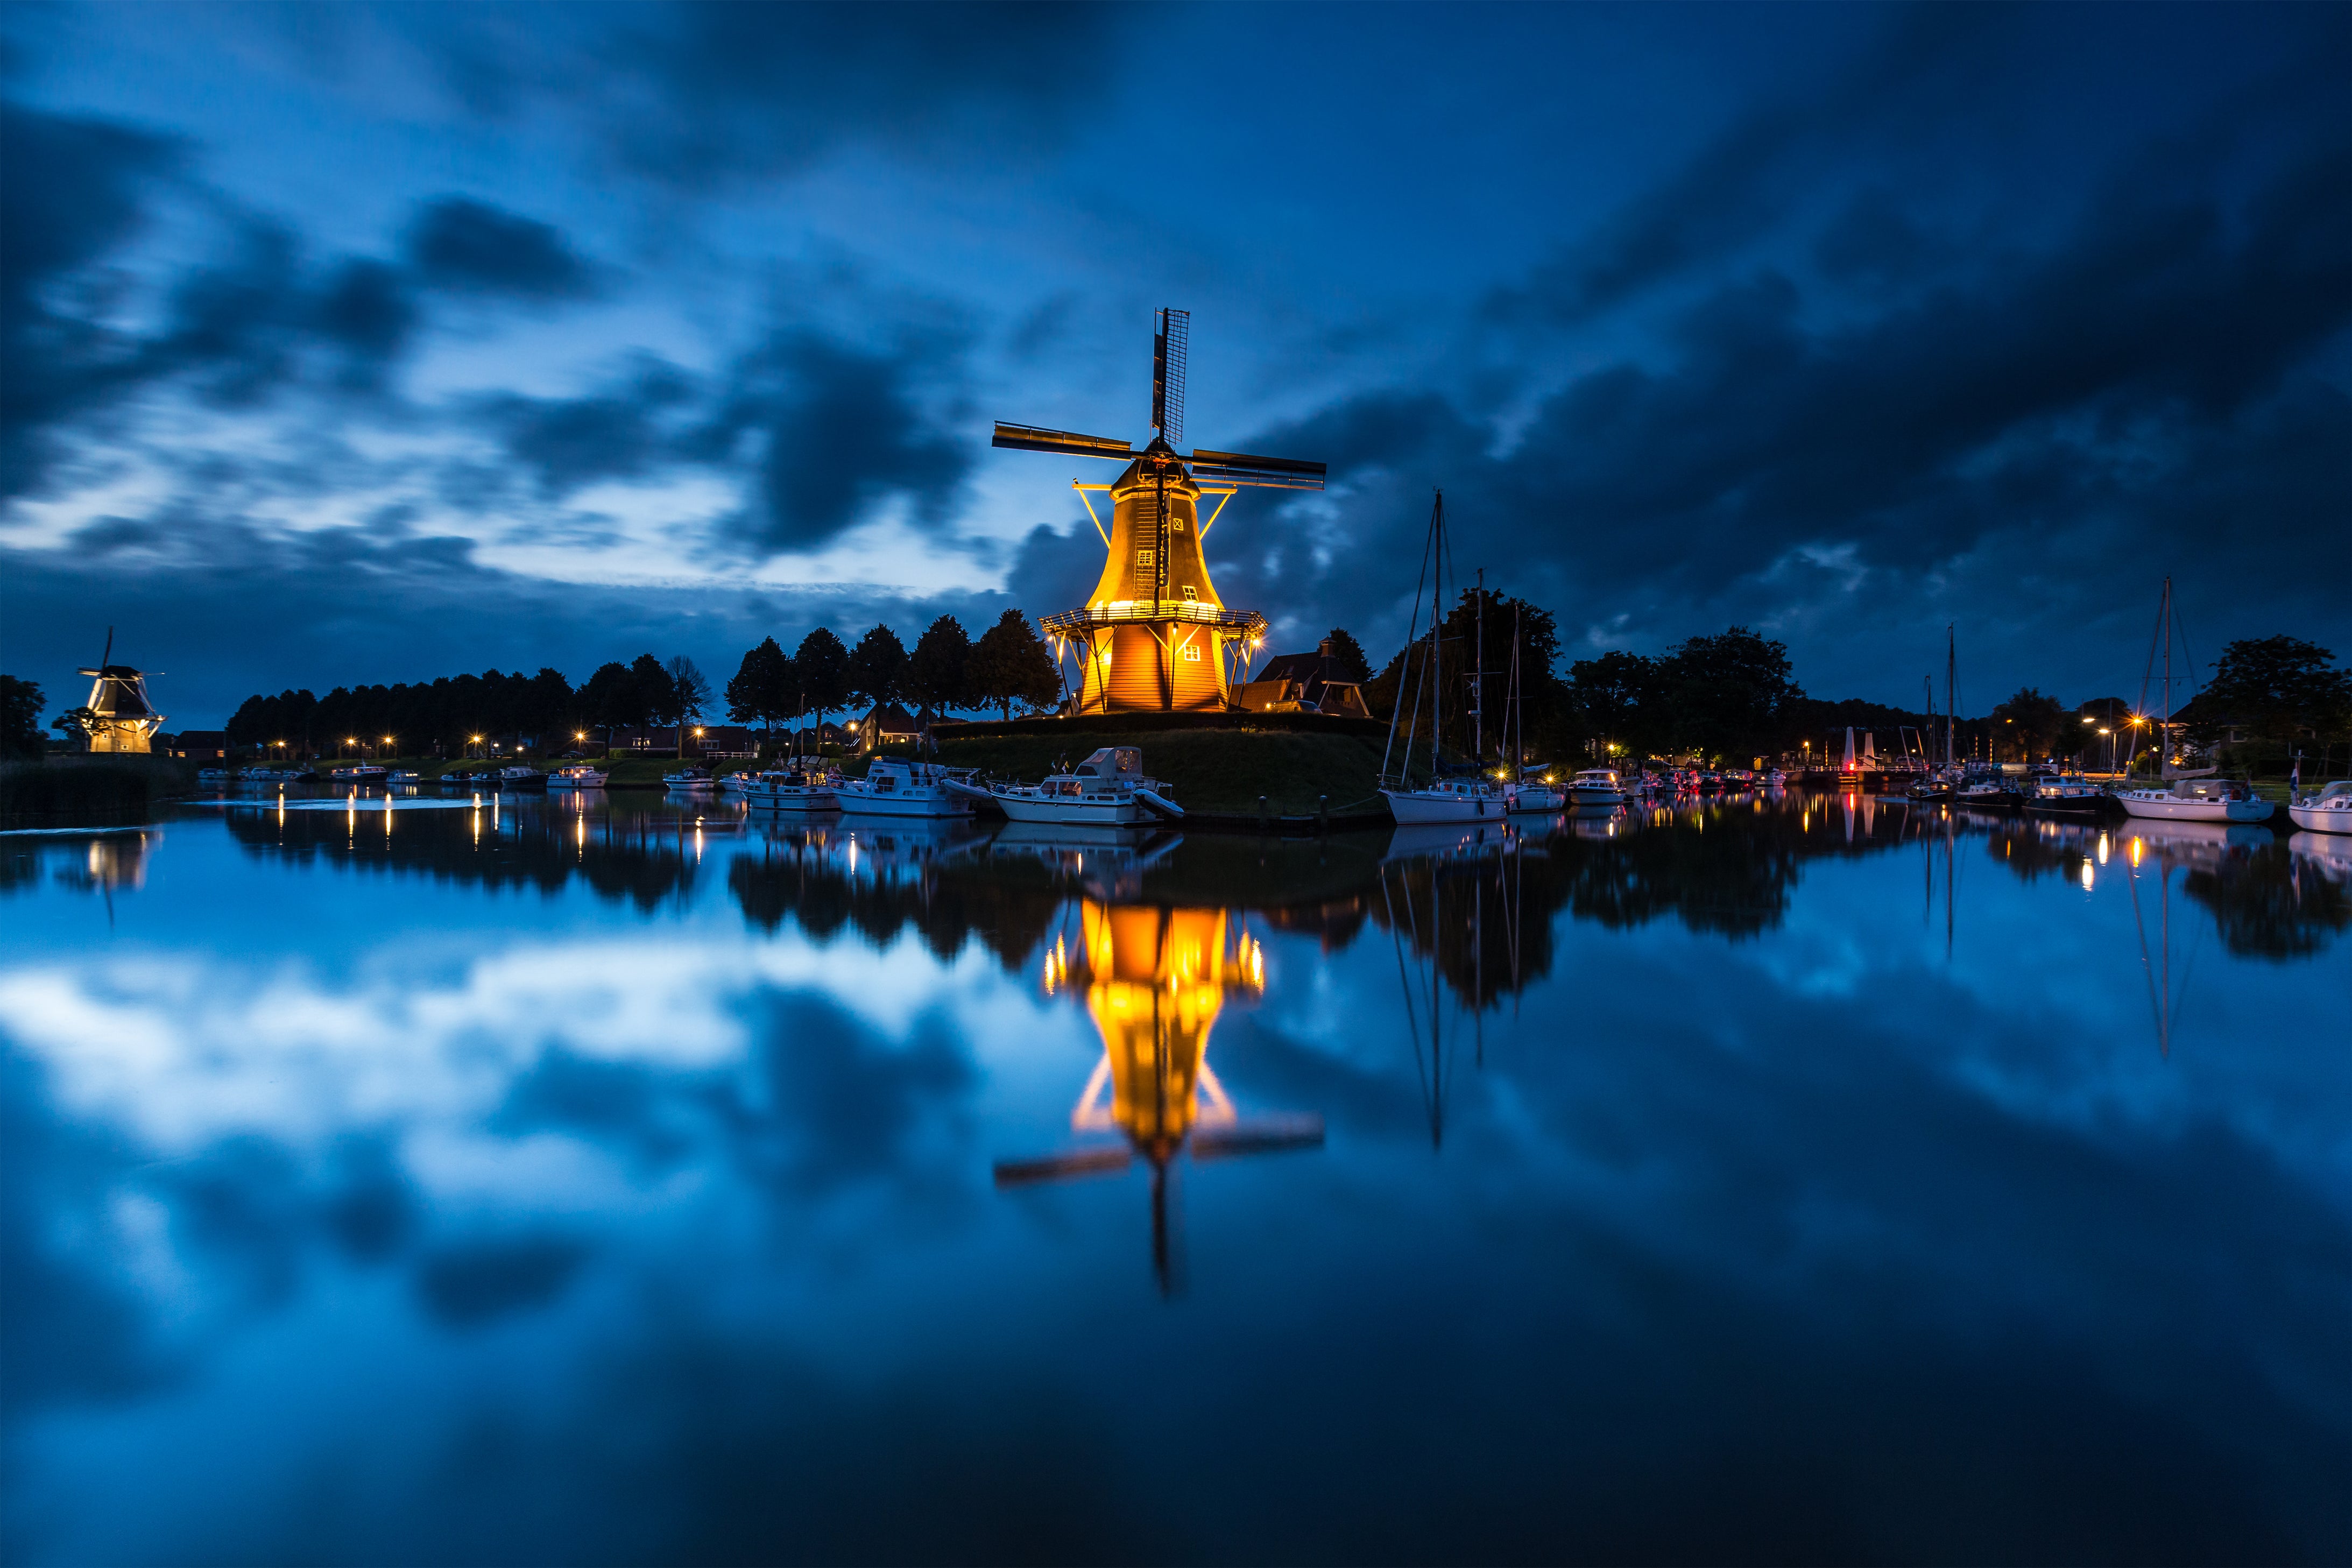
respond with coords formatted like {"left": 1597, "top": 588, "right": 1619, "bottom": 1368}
{"left": 996, "top": 899, "right": 1322, "bottom": 1297}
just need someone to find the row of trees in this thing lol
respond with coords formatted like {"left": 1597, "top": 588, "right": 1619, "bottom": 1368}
{"left": 220, "top": 609, "right": 1070, "bottom": 758}
{"left": 721, "top": 609, "right": 1058, "bottom": 730}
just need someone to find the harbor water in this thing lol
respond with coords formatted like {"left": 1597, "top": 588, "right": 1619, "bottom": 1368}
{"left": 3, "top": 789, "right": 2346, "bottom": 1564}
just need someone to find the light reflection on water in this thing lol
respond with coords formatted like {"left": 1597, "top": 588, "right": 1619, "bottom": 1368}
{"left": 2, "top": 792, "right": 2347, "bottom": 1565}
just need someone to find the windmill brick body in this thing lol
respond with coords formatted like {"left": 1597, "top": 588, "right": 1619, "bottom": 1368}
{"left": 995, "top": 309, "right": 1325, "bottom": 714}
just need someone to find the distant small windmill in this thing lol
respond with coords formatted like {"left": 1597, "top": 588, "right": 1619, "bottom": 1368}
{"left": 994, "top": 309, "right": 1326, "bottom": 712}
{"left": 72, "top": 627, "right": 166, "bottom": 754}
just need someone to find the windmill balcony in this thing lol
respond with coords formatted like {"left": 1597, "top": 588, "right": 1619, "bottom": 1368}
{"left": 1043, "top": 601, "right": 1268, "bottom": 637}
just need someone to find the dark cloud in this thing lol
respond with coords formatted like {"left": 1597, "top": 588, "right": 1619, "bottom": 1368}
{"left": 476, "top": 355, "right": 696, "bottom": 498}
{"left": 402, "top": 2, "right": 1133, "bottom": 189}
{"left": 403, "top": 195, "right": 592, "bottom": 298}
{"left": 1230, "top": 132, "right": 2352, "bottom": 687}
{"left": 415, "top": 1235, "right": 590, "bottom": 1327}
{"left": 1482, "top": 7, "right": 2017, "bottom": 331}
{"left": 0, "top": 100, "right": 178, "bottom": 494}
{"left": 703, "top": 328, "right": 972, "bottom": 553}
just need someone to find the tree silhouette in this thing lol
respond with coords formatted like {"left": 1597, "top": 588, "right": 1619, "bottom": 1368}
{"left": 794, "top": 627, "right": 851, "bottom": 741}
{"left": 968, "top": 610, "right": 1060, "bottom": 721}
{"left": 907, "top": 615, "right": 973, "bottom": 723}
{"left": 846, "top": 624, "right": 910, "bottom": 711}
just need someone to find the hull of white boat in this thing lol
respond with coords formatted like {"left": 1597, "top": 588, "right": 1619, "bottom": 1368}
{"left": 2118, "top": 793, "right": 2272, "bottom": 823}
{"left": 993, "top": 792, "right": 1150, "bottom": 826}
{"left": 1510, "top": 787, "right": 1569, "bottom": 813}
{"left": 837, "top": 787, "right": 973, "bottom": 818}
{"left": 744, "top": 787, "right": 838, "bottom": 811}
{"left": 1382, "top": 788, "right": 1505, "bottom": 824}
{"left": 548, "top": 775, "right": 606, "bottom": 789}
{"left": 1567, "top": 787, "right": 1624, "bottom": 806}
{"left": 2288, "top": 802, "right": 2352, "bottom": 834}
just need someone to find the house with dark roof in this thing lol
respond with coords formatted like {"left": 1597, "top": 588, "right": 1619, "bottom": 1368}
{"left": 849, "top": 702, "right": 920, "bottom": 751}
{"left": 160, "top": 730, "right": 230, "bottom": 760}
{"left": 1237, "top": 639, "right": 1373, "bottom": 719}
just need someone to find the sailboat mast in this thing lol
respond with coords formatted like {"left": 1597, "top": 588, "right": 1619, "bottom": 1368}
{"left": 1474, "top": 568, "right": 1485, "bottom": 766}
{"left": 2160, "top": 576, "right": 2172, "bottom": 776}
{"left": 1945, "top": 625, "right": 1955, "bottom": 768}
{"left": 1429, "top": 497, "right": 1445, "bottom": 781}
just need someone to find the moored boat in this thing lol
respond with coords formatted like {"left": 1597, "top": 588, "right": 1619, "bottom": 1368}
{"left": 548, "top": 765, "right": 608, "bottom": 789}
{"left": 1508, "top": 766, "right": 1568, "bottom": 814}
{"left": 837, "top": 757, "right": 977, "bottom": 818}
{"left": 989, "top": 746, "right": 1181, "bottom": 825}
{"left": 2116, "top": 777, "right": 2273, "bottom": 824}
{"left": 662, "top": 766, "right": 717, "bottom": 792}
{"left": 1383, "top": 776, "right": 1508, "bottom": 824}
{"left": 1957, "top": 780, "right": 2023, "bottom": 810}
{"left": 2285, "top": 780, "right": 2351, "bottom": 835}
{"left": 330, "top": 764, "right": 389, "bottom": 783}
{"left": 2024, "top": 773, "right": 2109, "bottom": 817}
{"left": 1566, "top": 768, "right": 1626, "bottom": 807}
{"left": 496, "top": 765, "right": 548, "bottom": 792}
{"left": 741, "top": 765, "right": 840, "bottom": 812}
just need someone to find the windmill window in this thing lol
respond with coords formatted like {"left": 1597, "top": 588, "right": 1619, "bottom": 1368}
{"left": 1180, "top": 585, "right": 1197, "bottom": 602}
{"left": 1135, "top": 549, "right": 1155, "bottom": 571}
{"left": 1182, "top": 644, "right": 1203, "bottom": 662}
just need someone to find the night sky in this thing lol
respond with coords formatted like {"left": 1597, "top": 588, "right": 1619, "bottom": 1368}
{"left": 4, "top": 3, "right": 2347, "bottom": 728}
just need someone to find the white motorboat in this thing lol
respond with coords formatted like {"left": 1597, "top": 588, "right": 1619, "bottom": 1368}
{"left": 548, "top": 765, "right": 608, "bottom": 789}
{"left": 990, "top": 746, "right": 1183, "bottom": 826}
{"left": 1382, "top": 778, "right": 1509, "bottom": 824}
{"left": 1506, "top": 765, "right": 1566, "bottom": 813}
{"left": 836, "top": 757, "right": 977, "bottom": 818}
{"left": 718, "top": 771, "right": 755, "bottom": 795}
{"left": 1566, "top": 768, "right": 1627, "bottom": 807}
{"left": 662, "top": 766, "right": 717, "bottom": 792}
{"left": 496, "top": 765, "right": 548, "bottom": 792}
{"left": 330, "top": 764, "right": 389, "bottom": 783}
{"left": 2116, "top": 777, "right": 2273, "bottom": 823}
{"left": 2286, "top": 780, "right": 2351, "bottom": 834}
{"left": 741, "top": 765, "right": 840, "bottom": 812}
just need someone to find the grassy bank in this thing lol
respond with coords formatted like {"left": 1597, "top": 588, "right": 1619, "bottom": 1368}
{"left": 1, "top": 756, "right": 199, "bottom": 825}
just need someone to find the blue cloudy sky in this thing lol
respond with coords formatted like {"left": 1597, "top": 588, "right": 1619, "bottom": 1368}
{"left": 3, "top": 2, "right": 2346, "bottom": 726}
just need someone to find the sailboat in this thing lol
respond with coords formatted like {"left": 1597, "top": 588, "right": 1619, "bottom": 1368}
{"left": 1380, "top": 492, "right": 1509, "bottom": 824}
{"left": 1501, "top": 602, "right": 1569, "bottom": 813}
{"left": 2117, "top": 578, "right": 2271, "bottom": 823}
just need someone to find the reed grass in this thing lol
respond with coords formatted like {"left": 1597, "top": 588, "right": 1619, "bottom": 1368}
{"left": 0, "top": 756, "right": 199, "bottom": 825}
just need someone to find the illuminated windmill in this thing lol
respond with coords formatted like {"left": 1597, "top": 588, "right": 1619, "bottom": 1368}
{"left": 74, "top": 628, "right": 165, "bottom": 754}
{"left": 997, "top": 902, "right": 1322, "bottom": 1295}
{"left": 994, "top": 309, "right": 1325, "bottom": 712}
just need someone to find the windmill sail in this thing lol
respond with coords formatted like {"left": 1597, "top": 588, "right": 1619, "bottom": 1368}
{"left": 1152, "top": 307, "right": 1188, "bottom": 444}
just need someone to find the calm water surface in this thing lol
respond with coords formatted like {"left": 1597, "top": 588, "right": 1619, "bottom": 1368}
{"left": 4, "top": 789, "right": 2347, "bottom": 1565}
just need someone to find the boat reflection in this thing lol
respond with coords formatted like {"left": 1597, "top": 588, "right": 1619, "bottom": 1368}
{"left": 998, "top": 900, "right": 1320, "bottom": 1296}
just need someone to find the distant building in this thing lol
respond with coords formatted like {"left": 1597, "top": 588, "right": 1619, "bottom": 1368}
{"left": 850, "top": 702, "right": 919, "bottom": 750}
{"left": 161, "top": 730, "right": 230, "bottom": 760}
{"left": 606, "top": 723, "right": 769, "bottom": 757}
{"left": 1237, "top": 640, "right": 1372, "bottom": 719}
